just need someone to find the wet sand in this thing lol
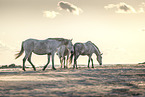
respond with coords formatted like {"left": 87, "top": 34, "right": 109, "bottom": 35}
{"left": 0, "top": 64, "right": 145, "bottom": 97}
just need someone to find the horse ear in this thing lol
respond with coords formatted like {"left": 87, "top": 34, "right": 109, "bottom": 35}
{"left": 70, "top": 38, "right": 73, "bottom": 41}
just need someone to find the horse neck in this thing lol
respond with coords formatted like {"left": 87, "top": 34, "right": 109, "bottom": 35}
{"left": 58, "top": 41, "right": 66, "bottom": 47}
{"left": 92, "top": 44, "right": 101, "bottom": 57}
{"left": 95, "top": 48, "right": 101, "bottom": 57}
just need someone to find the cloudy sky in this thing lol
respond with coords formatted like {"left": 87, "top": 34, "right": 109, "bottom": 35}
{"left": 0, "top": 0, "right": 145, "bottom": 66}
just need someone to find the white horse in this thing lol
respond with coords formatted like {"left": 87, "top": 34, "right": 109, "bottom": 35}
{"left": 15, "top": 38, "right": 74, "bottom": 71}
{"left": 71, "top": 41, "right": 103, "bottom": 69}
{"left": 56, "top": 45, "right": 71, "bottom": 68}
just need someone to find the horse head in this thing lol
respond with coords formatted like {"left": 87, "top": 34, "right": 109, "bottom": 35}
{"left": 97, "top": 53, "right": 103, "bottom": 65}
{"left": 66, "top": 39, "right": 74, "bottom": 54}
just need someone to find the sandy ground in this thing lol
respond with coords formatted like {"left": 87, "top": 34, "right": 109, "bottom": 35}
{"left": 0, "top": 64, "right": 145, "bottom": 97}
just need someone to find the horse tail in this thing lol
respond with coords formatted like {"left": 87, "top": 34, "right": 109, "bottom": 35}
{"left": 15, "top": 42, "right": 24, "bottom": 59}
{"left": 69, "top": 53, "right": 74, "bottom": 64}
{"left": 69, "top": 44, "right": 75, "bottom": 65}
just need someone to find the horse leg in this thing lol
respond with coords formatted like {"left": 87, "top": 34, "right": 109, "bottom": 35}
{"left": 66, "top": 54, "right": 69, "bottom": 69}
{"left": 64, "top": 57, "right": 66, "bottom": 68}
{"left": 88, "top": 56, "right": 91, "bottom": 68}
{"left": 42, "top": 55, "right": 50, "bottom": 71}
{"left": 73, "top": 55, "right": 79, "bottom": 69}
{"left": 51, "top": 53, "right": 56, "bottom": 70}
{"left": 60, "top": 57, "right": 63, "bottom": 68}
{"left": 91, "top": 58, "right": 94, "bottom": 68}
{"left": 28, "top": 53, "right": 36, "bottom": 71}
{"left": 22, "top": 52, "right": 31, "bottom": 71}
{"left": 23, "top": 58, "right": 26, "bottom": 71}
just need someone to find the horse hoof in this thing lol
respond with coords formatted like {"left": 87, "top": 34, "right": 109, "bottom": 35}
{"left": 52, "top": 68, "right": 56, "bottom": 70}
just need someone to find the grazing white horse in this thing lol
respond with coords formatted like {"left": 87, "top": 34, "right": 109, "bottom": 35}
{"left": 71, "top": 41, "right": 103, "bottom": 69}
{"left": 15, "top": 38, "right": 74, "bottom": 71}
{"left": 56, "top": 45, "right": 70, "bottom": 68}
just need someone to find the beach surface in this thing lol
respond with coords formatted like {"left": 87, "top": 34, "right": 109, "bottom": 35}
{"left": 0, "top": 64, "right": 145, "bottom": 97}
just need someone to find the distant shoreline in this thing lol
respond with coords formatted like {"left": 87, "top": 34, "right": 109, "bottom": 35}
{"left": 0, "top": 63, "right": 144, "bottom": 69}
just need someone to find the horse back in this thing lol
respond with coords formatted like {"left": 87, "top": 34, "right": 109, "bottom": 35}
{"left": 23, "top": 39, "right": 48, "bottom": 54}
{"left": 23, "top": 39, "right": 37, "bottom": 50}
{"left": 74, "top": 42, "right": 95, "bottom": 55}
{"left": 74, "top": 43, "right": 86, "bottom": 54}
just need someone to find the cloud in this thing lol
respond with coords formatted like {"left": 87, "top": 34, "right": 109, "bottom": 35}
{"left": 119, "top": 4, "right": 130, "bottom": 11}
{"left": 43, "top": 11, "right": 60, "bottom": 19}
{"left": 104, "top": 2, "right": 139, "bottom": 13}
{"left": 58, "top": 1, "right": 83, "bottom": 15}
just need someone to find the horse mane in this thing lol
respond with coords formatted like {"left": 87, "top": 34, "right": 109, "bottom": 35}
{"left": 47, "top": 38, "right": 67, "bottom": 41}
{"left": 87, "top": 41, "right": 101, "bottom": 54}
